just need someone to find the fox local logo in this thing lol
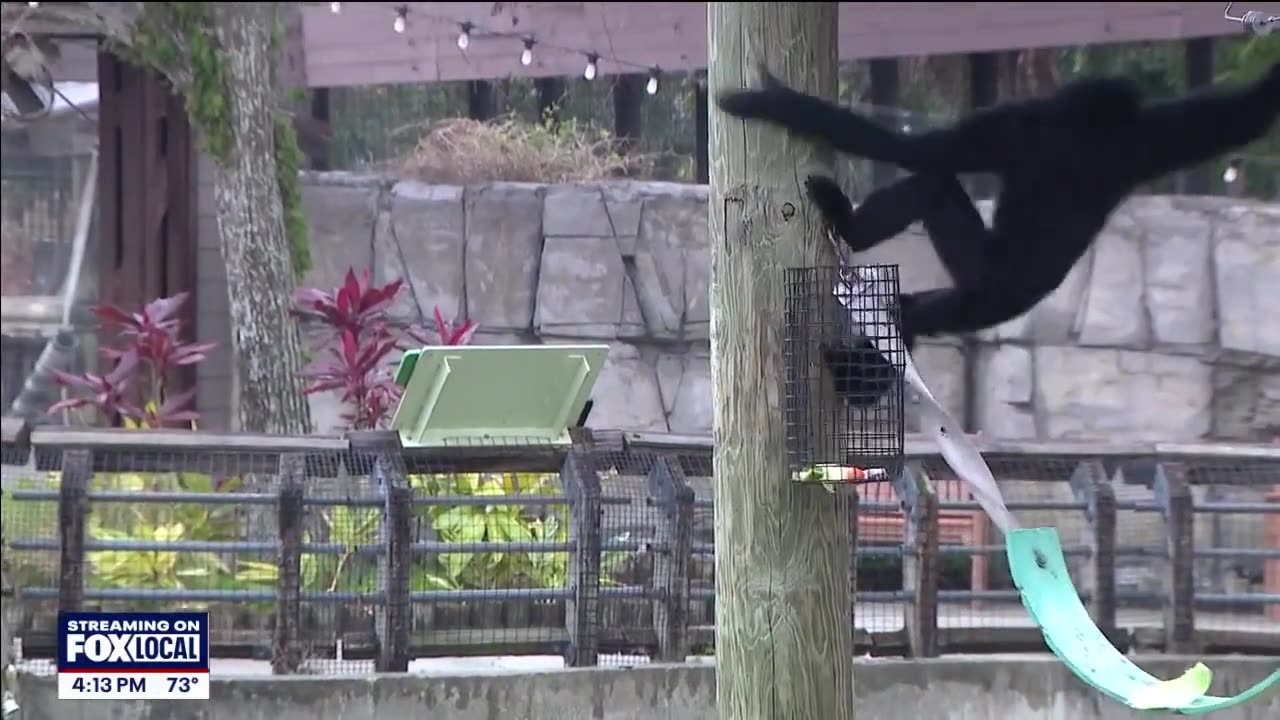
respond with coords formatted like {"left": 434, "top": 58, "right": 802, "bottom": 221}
{"left": 59, "top": 612, "right": 209, "bottom": 670}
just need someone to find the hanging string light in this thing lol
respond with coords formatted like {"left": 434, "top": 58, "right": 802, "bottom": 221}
{"left": 329, "top": 2, "right": 341, "bottom": 13}
{"left": 1223, "top": 157, "right": 1243, "bottom": 184}
{"left": 359, "top": 4, "right": 941, "bottom": 121}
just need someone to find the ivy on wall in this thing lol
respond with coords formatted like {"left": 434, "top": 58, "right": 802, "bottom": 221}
{"left": 118, "top": 2, "right": 312, "bottom": 281}
{"left": 274, "top": 112, "right": 311, "bottom": 279}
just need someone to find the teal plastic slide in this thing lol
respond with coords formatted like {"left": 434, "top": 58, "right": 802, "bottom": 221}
{"left": 1008, "top": 527, "right": 1280, "bottom": 714}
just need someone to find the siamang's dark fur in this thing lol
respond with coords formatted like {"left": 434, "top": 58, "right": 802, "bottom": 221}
{"left": 719, "top": 62, "right": 1280, "bottom": 406}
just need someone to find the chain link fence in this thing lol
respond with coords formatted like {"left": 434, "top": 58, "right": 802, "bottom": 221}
{"left": 313, "top": 52, "right": 1279, "bottom": 202}
{"left": 2, "top": 426, "right": 1277, "bottom": 675}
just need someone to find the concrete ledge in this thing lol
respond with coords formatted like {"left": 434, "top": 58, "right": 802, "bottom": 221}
{"left": 14, "top": 655, "right": 1280, "bottom": 719}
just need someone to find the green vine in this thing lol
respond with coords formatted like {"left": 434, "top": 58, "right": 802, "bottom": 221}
{"left": 118, "top": 2, "right": 311, "bottom": 281}
{"left": 128, "top": 3, "right": 234, "bottom": 162}
{"left": 274, "top": 113, "right": 312, "bottom": 280}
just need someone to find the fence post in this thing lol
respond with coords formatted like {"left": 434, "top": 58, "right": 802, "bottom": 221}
{"left": 848, "top": 486, "right": 860, "bottom": 641}
{"left": 897, "top": 463, "right": 938, "bottom": 658}
{"left": 1266, "top": 487, "right": 1280, "bottom": 622}
{"left": 349, "top": 430, "right": 412, "bottom": 673}
{"left": 272, "top": 453, "right": 307, "bottom": 674}
{"left": 1154, "top": 463, "right": 1195, "bottom": 654}
{"left": 58, "top": 449, "right": 91, "bottom": 615}
{"left": 1068, "top": 461, "right": 1117, "bottom": 635}
{"left": 1092, "top": 476, "right": 1118, "bottom": 635}
{"left": 646, "top": 456, "right": 694, "bottom": 663}
{"left": 560, "top": 448, "right": 602, "bottom": 666}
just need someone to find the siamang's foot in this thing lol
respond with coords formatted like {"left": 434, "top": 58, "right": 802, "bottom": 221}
{"left": 716, "top": 65, "right": 797, "bottom": 121}
{"left": 821, "top": 338, "right": 900, "bottom": 409}
{"left": 804, "top": 175, "right": 854, "bottom": 225}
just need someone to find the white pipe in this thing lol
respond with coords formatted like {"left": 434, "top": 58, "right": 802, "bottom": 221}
{"left": 59, "top": 150, "right": 97, "bottom": 326}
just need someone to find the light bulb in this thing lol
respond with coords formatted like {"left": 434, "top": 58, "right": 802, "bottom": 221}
{"left": 330, "top": 2, "right": 341, "bottom": 13}
{"left": 1223, "top": 165, "right": 1239, "bottom": 184}
{"left": 520, "top": 38, "right": 534, "bottom": 66}
{"left": 584, "top": 55, "right": 598, "bottom": 81}
{"left": 646, "top": 68, "right": 660, "bottom": 95}
{"left": 393, "top": 13, "right": 406, "bottom": 33}
{"left": 901, "top": 123, "right": 912, "bottom": 133}
{"left": 27, "top": 2, "right": 39, "bottom": 7}
{"left": 458, "top": 22, "right": 473, "bottom": 50}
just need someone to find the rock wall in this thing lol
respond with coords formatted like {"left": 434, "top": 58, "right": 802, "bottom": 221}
{"left": 296, "top": 172, "right": 1280, "bottom": 442}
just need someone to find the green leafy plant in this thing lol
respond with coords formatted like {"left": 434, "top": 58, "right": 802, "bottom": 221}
{"left": 0, "top": 476, "right": 60, "bottom": 590}
{"left": 235, "top": 506, "right": 383, "bottom": 594}
{"left": 408, "top": 472, "right": 629, "bottom": 591}
{"left": 85, "top": 472, "right": 245, "bottom": 602}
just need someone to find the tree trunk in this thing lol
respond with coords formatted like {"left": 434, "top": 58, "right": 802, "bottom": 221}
{"left": 209, "top": 3, "right": 312, "bottom": 434}
{"left": 708, "top": 4, "right": 854, "bottom": 719}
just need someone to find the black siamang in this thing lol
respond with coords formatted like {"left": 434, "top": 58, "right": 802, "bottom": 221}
{"left": 719, "top": 62, "right": 1280, "bottom": 405}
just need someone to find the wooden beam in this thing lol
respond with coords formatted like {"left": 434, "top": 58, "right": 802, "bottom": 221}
{"left": 612, "top": 73, "right": 645, "bottom": 172}
{"left": 299, "top": 3, "right": 1266, "bottom": 88}
{"left": 298, "top": 87, "right": 333, "bottom": 170}
{"left": 467, "top": 79, "right": 496, "bottom": 120}
{"left": 709, "top": 4, "right": 854, "bottom": 719}
{"left": 1180, "top": 38, "right": 1216, "bottom": 195}
{"left": 694, "top": 71, "right": 709, "bottom": 184}
{"left": 534, "top": 76, "right": 565, "bottom": 128}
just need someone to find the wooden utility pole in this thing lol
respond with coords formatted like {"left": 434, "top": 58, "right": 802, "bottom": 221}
{"left": 708, "top": 4, "right": 854, "bottom": 719}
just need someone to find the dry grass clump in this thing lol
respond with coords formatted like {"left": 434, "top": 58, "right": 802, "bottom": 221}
{"left": 391, "top": 114, "right": 654, "bottom": 184}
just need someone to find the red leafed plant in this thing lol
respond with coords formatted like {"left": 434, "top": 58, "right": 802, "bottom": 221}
{"left": 48, "top": 292, "right": 217, "bottom": 428}
{"left": 293, "top": 267, "right": 478, "bottom": 430}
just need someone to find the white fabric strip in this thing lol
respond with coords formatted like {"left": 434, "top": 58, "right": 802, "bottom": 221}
{"left": 831, "top": 267, "right": 1020, "bottom": 534}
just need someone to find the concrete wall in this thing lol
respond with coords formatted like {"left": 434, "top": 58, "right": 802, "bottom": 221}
{"left": 14, "top": 656, "right": 1280, "bottom": 719}
{"left": 191, "top": 172, "right": 1280, "bottom": 442}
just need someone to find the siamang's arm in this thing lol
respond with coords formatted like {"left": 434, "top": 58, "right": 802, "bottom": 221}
{"left": 1122, "top": 61, "right": 1280, "bottom": 184}
{"left": 716, "top": 68, "right": 1022, "bottom": 174}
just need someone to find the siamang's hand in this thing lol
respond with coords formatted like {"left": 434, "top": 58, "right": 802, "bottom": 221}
{"left": 803, "top": 175, "right": 853, "bottom": 224}
{"left": 716, "top": 65, "right": 795, "bottom": 121}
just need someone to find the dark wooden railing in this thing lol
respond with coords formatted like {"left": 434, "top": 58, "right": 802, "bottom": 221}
{"left": 2, "top": 418, "right": 1276, "bottom": 671}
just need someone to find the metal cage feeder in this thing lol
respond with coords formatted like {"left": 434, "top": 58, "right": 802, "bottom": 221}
{"left": 783, "top": 263, "right": 906, "bottom": 486}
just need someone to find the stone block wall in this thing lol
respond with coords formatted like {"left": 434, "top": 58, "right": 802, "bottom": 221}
{"left": 195, "top": 173, "right": 1279, "bottom": 443}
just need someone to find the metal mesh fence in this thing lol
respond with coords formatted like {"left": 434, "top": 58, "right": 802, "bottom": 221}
{"left": 1184, "top": 458, "right": 1280, "bottom": 646}
{"left": 404, "top": 464, "right": 573, "bottom": 672}
{"left": 1109, "top": 457, "right": 1175, "bottom": 637}
{"left": 1, "top": 153, "right": 83, "bottom": 298}
{"left": 316, "top": 60, "right": 1280, "bottom": 201}
{"left": 288, "top": 449, "right": 382, "bottom": 675}
{"left": 82, "top": 450, "right": 284, "bottom": 668}
{"left": 2, "top": 435, "right": 1276, "bottom": 673}
{"left": 853, "top": 481, "right": 908, "bottom": 647}
{"left": 926, "top": 455, "right": 1094, "bottom": 652}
